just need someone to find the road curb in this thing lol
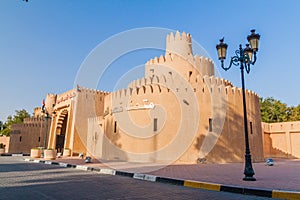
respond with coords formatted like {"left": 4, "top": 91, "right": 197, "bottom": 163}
{"left": 1, "top": 153, "right": 30, "bottom": 156}
{"left": 24, "top": 158, "right": 300, "bottom": 199}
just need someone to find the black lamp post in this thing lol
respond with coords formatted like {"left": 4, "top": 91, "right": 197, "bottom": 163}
{"left": 41, "top": 107, "right": 51, "bottom": 149}
{"left": 43, "top": 113, "right": 50, "bottom": 148}
{"left": 216, "top": 29, "right": 260, "bottom": 181}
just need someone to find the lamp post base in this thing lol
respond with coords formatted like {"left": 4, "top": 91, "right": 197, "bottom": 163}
{"left": 243, "top": 176, "right": 256, "bottom": 181}
{"left": 243, "top": 154, "right": 256, "bottom": 181}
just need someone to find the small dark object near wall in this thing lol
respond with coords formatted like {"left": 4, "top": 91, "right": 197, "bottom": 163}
{"left": 265, "top": 158, "right": 274, "bottom": 166}
{"left": 85, "top": 156, "right": 91, "bottom": 163}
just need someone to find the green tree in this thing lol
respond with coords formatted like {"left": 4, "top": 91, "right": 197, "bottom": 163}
{"left": 287, "top": 104, "right": 300, "bottom": 121}
{"left": 0, "top": 109, "right": 30, "bottom": 136}
{"left": 260, "top": 97, "right": 289, "bottom": 123}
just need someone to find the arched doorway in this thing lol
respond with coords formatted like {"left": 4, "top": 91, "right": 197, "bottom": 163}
{"left": 55, "top": 110, "right": 68, "bottom": 153}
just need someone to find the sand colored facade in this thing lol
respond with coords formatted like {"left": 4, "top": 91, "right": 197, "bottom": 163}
{"left": 46, "top": 90, "right": 108, "bottom": 155}
{"left": 42, "top": 31, "right": 264, "bottom": 164}
{"left": 0, "top": 136, "right": 10, "bottom": 153}
{"left": 9, "top": 117, "right": 50, "bottom": 154}
{"left": 262, "top": 121, "right": 300, "bottom": 158}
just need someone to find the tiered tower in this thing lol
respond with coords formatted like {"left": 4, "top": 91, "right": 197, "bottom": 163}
{"left": 145, "top": 31, "right": 214, "bottom": 82}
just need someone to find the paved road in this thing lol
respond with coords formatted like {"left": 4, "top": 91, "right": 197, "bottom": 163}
{"left": 0, "top": 157, "right": 271, "bottom": 200}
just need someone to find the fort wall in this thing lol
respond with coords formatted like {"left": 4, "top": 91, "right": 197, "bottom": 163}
{"left": 72, "top": 88, "right": 108, "bottom": 155}
{"left": 262, "top": 121, "right": 300, "bottom": 158}
{"left": 94, "top": 67, "right": 263, "bottom": 163}
{"left": 9, "top": 118, "right": 51, "bottom": 153}
{"left": 0, "top": 136, "right": 10, "bottom": 153}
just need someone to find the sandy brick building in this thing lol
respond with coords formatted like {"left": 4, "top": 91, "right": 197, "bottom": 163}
{"left": 41, "top": 31, "right": 264, "bottom": 164}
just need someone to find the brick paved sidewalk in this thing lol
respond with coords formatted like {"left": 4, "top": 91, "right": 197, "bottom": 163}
{"left": 50, "top": 157, "right": 300, "bottom": 192}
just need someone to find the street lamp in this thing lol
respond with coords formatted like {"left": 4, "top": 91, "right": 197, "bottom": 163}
{"left": 41, "top": 107, "right": 51, "bottom": 149}
{"left": 216, "top": 29, "right": 260, "bottom": 181}
{"left": 43, "top": 113, "right": 50, "bottom": 148}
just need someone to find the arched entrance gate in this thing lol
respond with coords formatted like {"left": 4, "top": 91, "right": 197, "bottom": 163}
{"left": 52, "top": 109, "right": 69, "bottom": 153}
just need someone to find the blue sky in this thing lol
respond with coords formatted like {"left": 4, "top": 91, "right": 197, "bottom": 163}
{"left": 1, "top": 0, "right": 300, "bottom": 121}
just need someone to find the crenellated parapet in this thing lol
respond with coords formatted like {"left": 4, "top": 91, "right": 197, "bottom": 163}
{"left": 54, "top": 87, "right": 109, "bottom": 106}
{"left": 45, "top": 93, "right": 57, "bottom": 114}
{"left": 34, "top": 107, "right": 41, "bottom": 113}
{"left": 34, "top": 107, "right": 42, "bottom": 118}
{"left": 108, "top": 64, "right": 259, "bottom": 111}
{"left": 200, "top": 75, "right": 259, "bottom": 102}
{"left": 110, "top": 82, "right": 165, "bottom": 103}
{"left": 77, "top": 86, "right": 109, "bottom": 96}
{"left": 23, "top": 117, "right": 47, "bottom": 123}
{"left": 167, "top": 31, "right": 192, "bottom": 43}
{"left": 53, "top": 89, "right": 75, "bottom": 107}
{"left": 146, "top": 54, "right": 215, "bottom": 77}
{"left": 127, "top": 74, "right": 170, "bottom": 92}
{"left": 10, "top": 117, "right": 50, "bottom": 132}
{"left": 201, "top": 75, "right": 233, "bottom": 88}
{"left": 55, "top": 89, "right": 76, "bottom": 105}
{"left": 129, "top": 71, "right": 232, "bottom": 93}
{"left": 193, "top": 55, "right": 215, "bottom": 77}
{"left": 146, "top": 54, "right": 214, "bottom": 70}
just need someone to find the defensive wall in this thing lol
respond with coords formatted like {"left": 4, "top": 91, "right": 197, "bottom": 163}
{"left": 262, "top": 121, "right": 300, "bottom": 158}
{"left": 9, "top": 117, "right": 50, "bottom": 154}
{"left": 0, "top": 136, "right": 10, "bottom": 153}
{"left": 71, "top": 88, "right": 108, "bottom": 155}
{"left": 86, "top": 50, "right": 263, "bottom": 164}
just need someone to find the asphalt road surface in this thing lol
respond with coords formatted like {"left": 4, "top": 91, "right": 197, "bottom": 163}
{"left": 0, "top": 157, "right": 271, "bottom": 200}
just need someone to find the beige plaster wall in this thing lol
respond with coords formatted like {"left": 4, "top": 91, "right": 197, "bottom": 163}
{"left": 262, "top": 121, "right": 300, "bottom": 158}
{"left": 47, "top": 88, "right": 108, "bottom": 156}
{"left": 73, "top": 89, "right": 107, "bottom": 156}
{"left": 0, "top": 136, "right": 10, "bottom": 153}
{"left": 91, "top": 74, "right": 263, "bottom": 164}
{"left": 9, "top": 118, "right": 50, "bottom": 154}
{"left": 47, "top": 90, "right": 74, "bottom": 150}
